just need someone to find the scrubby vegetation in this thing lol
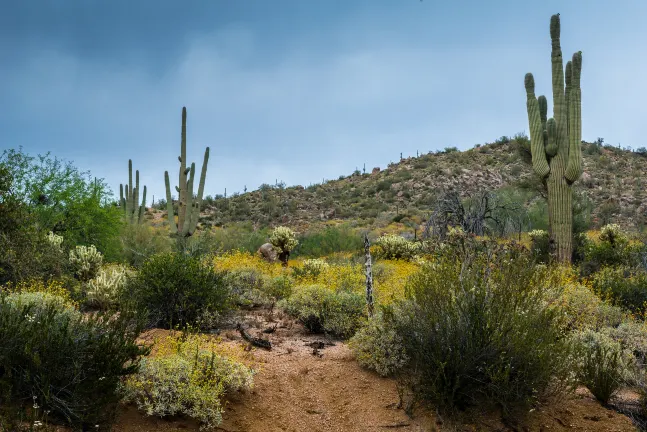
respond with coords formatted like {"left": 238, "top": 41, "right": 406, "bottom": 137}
{"left": 2, "top": 12, "right": 647, "bottom": 431}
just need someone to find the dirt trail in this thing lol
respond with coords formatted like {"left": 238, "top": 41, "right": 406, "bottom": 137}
{"left": 110, "top": 309, "right": 638, "bottom": 432}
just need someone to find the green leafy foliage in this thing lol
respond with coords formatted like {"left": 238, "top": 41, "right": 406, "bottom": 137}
{"left": 122, "top": 333, "right": 254, "bottom": 431}
{"left": 125, "top": 253, "right": 232, "bottom": 329}
{"left": 349, "top": 307, "right": 408, "bottom": 377}
{"left": 279, "top": 285, "right": 365, "bottom": 337}
{"left": 0, "top": 148, "right": 122, "bottom": 259}
{"left": 292, "top": 225, "right": 363, "bottom": 257}
{"left": 392, "top": 239, "right": 576, "bottom": 415}
{"left": 116, "top": 223, "right": 173, "bottom": 268}
{"left": 0, "top": 291, "right": 147, "bottom": 429}
{"left": 590, "top": 266, "right": 647, "bottom": 313}
{"left": 574, "top": 329, "right": 627, "bottom": 404}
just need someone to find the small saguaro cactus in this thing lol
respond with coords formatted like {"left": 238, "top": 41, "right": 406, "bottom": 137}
{"left": 164, "top": 107, "right": 210, "bottom": 237}
{"left": 120, "top": 159, "right": 147, "bottom": 224}
{"left": 524, "top": 13, "right": 583, "bottom": 262}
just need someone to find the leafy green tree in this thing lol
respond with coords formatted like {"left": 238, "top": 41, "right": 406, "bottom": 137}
{"left": 0, "top": 148, "right": 122, "bottom": 258}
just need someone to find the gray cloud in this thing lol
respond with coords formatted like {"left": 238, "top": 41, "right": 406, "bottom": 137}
{"left": 2, "top": 2, "right": 646, "bottom": 204}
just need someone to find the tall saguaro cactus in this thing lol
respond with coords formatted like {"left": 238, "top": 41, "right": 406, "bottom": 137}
{"left": 120, "top": 159, "right": 147, "bottom": 224}
{"left": 164, "top": 107, "right": 210, "bottom": 237}
{"left": 524, "top": 13, "right": 583, "bottom": 262}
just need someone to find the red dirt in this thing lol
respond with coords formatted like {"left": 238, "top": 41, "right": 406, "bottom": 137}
{"left": 108, "top": 309, "right": 639, "bottom": 432}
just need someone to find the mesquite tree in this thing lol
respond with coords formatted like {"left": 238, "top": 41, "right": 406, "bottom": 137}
{"left": 524, "top": 13, "right": 583, "bottom": 262}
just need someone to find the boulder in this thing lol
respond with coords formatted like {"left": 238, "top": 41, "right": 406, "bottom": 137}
{"left": 258, "top": 243, "right": 277, "bottom": 262}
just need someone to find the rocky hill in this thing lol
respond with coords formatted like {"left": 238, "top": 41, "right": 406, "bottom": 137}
{"left": 151, "top": 137, "right": 647, "bottom": 233}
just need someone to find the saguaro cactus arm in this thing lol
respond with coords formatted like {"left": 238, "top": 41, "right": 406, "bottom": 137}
{"left": 525, "top": 74, "right": 550, "bottom": 178}
{"left": 138, "top": 185, "right": 147, "bottom": 223}
{"left": 181, "top": 163, "right": 196, "bottom": 236}
{"left": 565, "top": 51, "right": 583, "bottom": 182}
{"left": 177, "top": 107, "right": 188, "bottom": 230}
{"left": 188, "top": 147, "right": 210, "bottom": 234}
{"left": 164, "top": 171, "right": 178, "bottom": 234}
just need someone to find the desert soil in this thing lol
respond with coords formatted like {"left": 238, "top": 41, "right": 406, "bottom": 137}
{"left": 104, "top": 308, "right": 641, "bottom": 432}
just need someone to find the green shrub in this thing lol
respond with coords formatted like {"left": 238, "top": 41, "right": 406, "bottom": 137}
{"left": 555, "top": 282, "right": 627, "bottom": 331}
{"left": 126, "top": 253, "right": 232, "bottom": 329}
{"left": 349, "top": 306, "right": 408, "bottom": 377}
{"left": 223, "top": 269, "right": 273, "bottom": 307}
{"left": 0, "top": 291, "right": 147, "bottom": 429}
{"left": 123, "top": 333, "right": 254, "bottom": 430}
{"left": 529, "top": 229, "right": 550, "bottom": 262}
{"left": 117, "top": 223, "right": 172, "bottom": 268}
{"left": 265, "top": 275, "right": 294, "bottom": 300}
{"left": 574, "top": 329, "right": 627, "bottom": 404}
{"left": 293, "top": 225, "right": 363, "bottom": 258}
{"left": 68, "top": 244, "right": 103, "bottom": 282}
{"left": 374, "top": 234, "right": 421, "bottom": 260}
{"left": 0, "top": 222, "right": 68, "bottom": 286}
{"left": 603, "top": 321, "right": 647, "bottom": 385}
{"left": 590, "top": 266, "right": 647, "bottom": 313}
{"left": 376, "top": 180, "right": 392, "bottom": 192}
{"left": 580, "top": 224, "right": 643, "bottom": 274}
{"left": 393, "top": 242, "right": 576, "bottom": 415}
{"left": 279, "top": 285, "right": 365, "bottom": 337}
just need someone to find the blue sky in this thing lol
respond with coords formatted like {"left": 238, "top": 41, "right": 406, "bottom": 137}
{"left": 1, "top": 1, "right": 646, "bottom": 203}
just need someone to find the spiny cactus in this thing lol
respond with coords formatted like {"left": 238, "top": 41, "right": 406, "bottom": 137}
{"left": 46, "top": 231, "right": 64, "bottom": 250}
{"left": 164, "top": 107, "right": 210, "bottom": 238}
{"left": 120, "top": 159, "right": 147, "bottom": 224}
{"left": 269, "top": 226, "right": 298, "bottom": 266}
{"left": 524, "top": 13, "right": 583, "bottom": 262}
{"left": 69, "top": 245, "right": 104, "bottom": 282}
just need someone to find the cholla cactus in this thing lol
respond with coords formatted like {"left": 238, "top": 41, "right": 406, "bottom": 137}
{"left": 528, "top": 229, "right": 549, "bottom": 240}
{"left": 447, "top": 226, "right": 466, "bottom": 240}
{"left": 269, "top": 226, "right": 299, "bottom": 266}
{"left": 599, "top": 224, "right": 627, "bottom": 246}
{"left": 46, "top": 231, "right": 64, "bottom": 250}
{"left": 301, "top": 258, "right": 330, "bottom": 278}
{"left": 69, "top": 245, "right": 104, "bottom": 281}
{"left": 85, "top": 264, "right": 132, "bottom": 309}
{"left": 375, "top": 234, "right": 421, "bottom": 260}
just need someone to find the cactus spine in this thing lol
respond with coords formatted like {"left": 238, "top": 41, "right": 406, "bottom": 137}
{"left": 119, "top": 159, "right": 147, "bottom": 224}
{"left": 164, "top": 107, "right": 210, "bottom": 237}
{"left": 524, "top": 13, "right": 583, "bottom": 263}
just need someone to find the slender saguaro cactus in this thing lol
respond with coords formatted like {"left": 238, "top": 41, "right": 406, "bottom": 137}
{"left": 364, "top": 233, "right": 374, "bottom": 317}
{"left": 119, "top": 159, "right": 147, "bottom": 224}
{"left": 164, "top": 107, "right": 210, "bottom": 237}
{"left": 524, "top": 14, "right": 583, "bottom": 262}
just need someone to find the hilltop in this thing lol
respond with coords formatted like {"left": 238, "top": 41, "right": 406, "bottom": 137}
{"left": 150, "top": 137, "right": 647, "bottom": 233}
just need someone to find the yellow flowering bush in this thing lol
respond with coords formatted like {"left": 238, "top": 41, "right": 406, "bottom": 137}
{"left": 2, "top": 278, "right": 77, "bottom": 308}
{"left": 123, "top": 332, "right": 255, "bottom": 431}
{"left": 213, "top": 250, "right": 285, "bottom": 278}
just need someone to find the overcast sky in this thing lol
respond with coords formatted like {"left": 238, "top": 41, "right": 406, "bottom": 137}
{"left": 1, "top": 0, "right": 646, "bottom": 202}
